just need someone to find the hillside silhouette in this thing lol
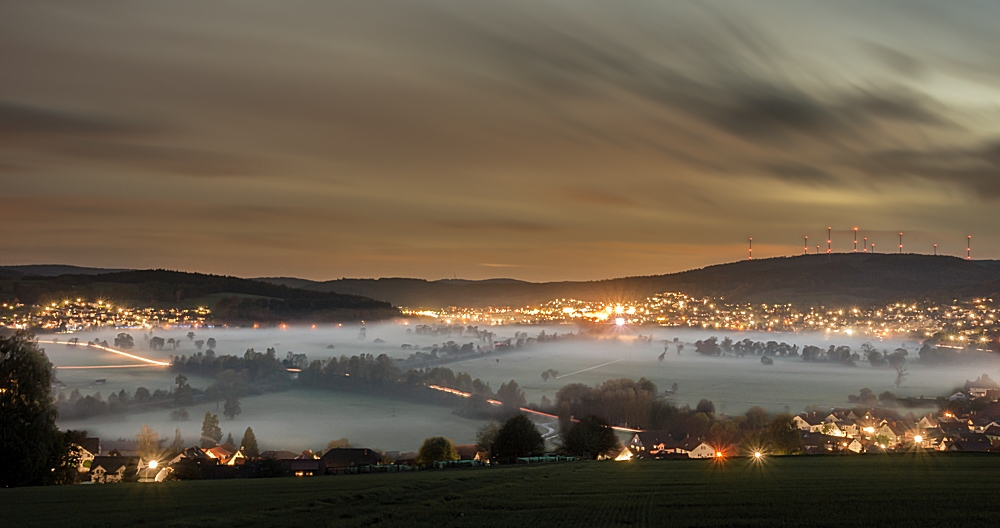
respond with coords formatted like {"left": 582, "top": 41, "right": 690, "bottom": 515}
{"left": 263, "top": 254, "right": 1000, "bottom": 308}
{"left": 0, "top": 270, "right": 397, "bottom": 323}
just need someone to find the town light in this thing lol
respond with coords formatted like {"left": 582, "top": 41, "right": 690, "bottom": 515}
{"left": 913, "top": 435, "right": 923, "bottom": 444}
{"left": 148, "top": 460, "right": 158, "bottom": 469}
{"left": 615, "top": 317, "right": 626, "bottom": 326}
{"left": 715, "top": 451, "right": 724, "bottom": 458}
{"left": 753, "top": 451, "right": 763, "bottom": 459}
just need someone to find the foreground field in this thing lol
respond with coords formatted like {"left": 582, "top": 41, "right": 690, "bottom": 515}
{"left": 4, "top": 455, "right": 1000, "bottom": 527}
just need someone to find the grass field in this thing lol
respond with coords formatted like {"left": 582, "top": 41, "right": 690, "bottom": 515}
{"left": 58, "top": 389, "right": 488, "bottom": 453}
{"left": 4, "top": 454, "right": 1000, "bottom": 527}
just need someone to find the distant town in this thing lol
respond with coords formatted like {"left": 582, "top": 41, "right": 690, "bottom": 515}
{"left": 3, "top": 292, "right": 998, "bottom": 352}
{"left": 405, "top": 292, "right": 999, "bottom": 350}
{"left": 1, "top": 300, "right": 211, "bottom": 332}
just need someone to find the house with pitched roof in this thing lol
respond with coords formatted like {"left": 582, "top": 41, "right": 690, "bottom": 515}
{"left": 793, "top": 413, "right": 827, "bottom": 433}
{"left": 75, "top": 437, "right": 101, "bottom": 472}
{"left": 320, "top": 448, "right": 382, "bottom": 473}
{"left": 675, "top": 438, "right": 716, "bottom": 459}
{"left": 629, "top": 430, "right": 678, "bottom": 455}
{"left": 982, "top": 424, "right": 1000, "bottom": 444}
{"left": 90, "top": 455, "right": 138, "bottom": 483}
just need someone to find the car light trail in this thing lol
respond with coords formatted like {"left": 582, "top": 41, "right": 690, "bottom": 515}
{"left": 427, "top": 383, "right": 644, "bottom": 432}
{"left": 55, "top": 364, "right": 163, "bottom": 369}
{"left": 36, "top": 339, "right": 170, "bottom": 366}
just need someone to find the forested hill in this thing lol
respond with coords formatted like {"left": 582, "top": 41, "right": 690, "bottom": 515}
{"left": 0, "top": 264, "right": 128, "bottom": 278}
{"left": 262, "top": 254, "right": 1000, "bottom": 308}
{"left": 0, "top": 270, "right": 398, "bottom": 323}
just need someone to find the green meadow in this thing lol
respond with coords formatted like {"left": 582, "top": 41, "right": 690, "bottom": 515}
{"left": 4, "top": 454, "right": 998, "bottom": 527}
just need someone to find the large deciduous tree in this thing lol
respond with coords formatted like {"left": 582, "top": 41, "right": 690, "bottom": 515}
{"left": 492, "top": 414, "right": 544, "bottom": 461}
{"left": 136, "top": 424, "right": 160, "bottom": 460}
{"left": 560, "top": 415, "right": 619, "bottom": 459}
{"left": 497, "top": 380, "right": 526, "bottom": 409}
{"left": 0, "top": 332, "right": 67, "bottom": 486}
{"left": 766, "top": 414, "right": 804, "bottom": 455}
{"left": 223, "top": 395, "right": 241, "bottom": 420}
{"left": 415, "top": 436, "right": 459, "bottom": 467}
{"left": 114, "top": 333, "right": 135, "bottom": 349}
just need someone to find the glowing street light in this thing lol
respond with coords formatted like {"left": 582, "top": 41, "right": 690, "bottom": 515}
{"left": 753, "top": 451, "right": 763, "bottom": 460}
{"left": 913, "top": 435, "right": 923, "bottom": 445}
{"left": 148, "top": 459, "right": 158, "bottom": 469}
{"left": 615, "top": 317, "right": 626, "bottom": 326}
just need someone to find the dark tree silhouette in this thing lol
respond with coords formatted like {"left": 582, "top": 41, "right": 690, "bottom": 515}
{"left": 561, "top": 415, "right": 619, "bottom": 459}
{"left": 223, "top": 395, "right": 241, "bottom": 420}
{"left": 492, "top": 414, "right": 544, "bottom": 461}
{"left": 0, "top": 332, "right": 67, "bottom": 486}
{"left": 200, "top": 412, "right": 222, "bottom": 448}
{"left": 240, "top": 427, "right": 260, "bottom": 457}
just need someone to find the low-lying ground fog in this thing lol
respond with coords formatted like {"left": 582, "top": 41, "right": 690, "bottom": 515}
{"left": 41, "top": 322, "right": 1000, "bottom": 451}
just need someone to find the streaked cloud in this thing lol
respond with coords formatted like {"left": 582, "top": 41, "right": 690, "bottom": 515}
{"left": 1, "top": 0, "right": 998, "bottom": 279}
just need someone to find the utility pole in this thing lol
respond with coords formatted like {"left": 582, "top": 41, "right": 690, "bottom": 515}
{"left": 898, "top": 232, "right": 903, "bottom": 254}
{"left": 827, "top": 227, "right": 832, "bottom": 254}
{"left": 863, "top": 237, "right": 868, "bottom": 253}
{"left": 748, "top": 237, "right": 753, "bottom": 260}
{"left": 854, "top": 227, "right": 858, "bottom": 252}
{"left": 967, "top": 236, "right": 972, "bottom": 260}
{"left": 803, "top": 236, "right": 808, "bottom": 255}
{"left": 934, "top": 243, "right": 938, "bottom": 256}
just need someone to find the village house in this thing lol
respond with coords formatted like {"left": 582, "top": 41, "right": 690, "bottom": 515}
{"left": 629, "top": 431, "right": 677, "bottom": 455}
{"left": 982, "top": 424, "right": 1000, "bottom": 443}
{"left": 675, "top": 438, "right": 716, "bottom": 459}
{"left": 454, "top": 444, "right": 488, "bottom": 462}
{"left": 75, "top": 437, "right": 100, "bottom": 472}
{"left": 89, "top": 455, "right": 138, "bottom": 483}
{"left": 793, "top": 413, "right": 827, "bottom": 433}
{"left": 320, "top": 448, "right": 383, "bottom": 473}
{"left": 203, "top": 444, "right": 248, "bottom": 465}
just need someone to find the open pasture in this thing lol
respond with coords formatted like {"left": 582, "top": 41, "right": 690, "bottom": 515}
{"left": 56, "top": 389, "right": 487, "bottom": 453}
{"left": 3, "top": 454, "right": 999, "bottom": 527}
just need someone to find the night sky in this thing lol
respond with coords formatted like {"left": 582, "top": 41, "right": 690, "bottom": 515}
{"left": 3, "top": 1, "right": 998, "bottom": 281}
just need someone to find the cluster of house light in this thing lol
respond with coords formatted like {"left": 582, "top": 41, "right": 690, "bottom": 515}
{"left": 402, "top": 294, "right": 998, "bottom": 343}
{"left": 0, "top": 299, "right": 211, "bottom": 331}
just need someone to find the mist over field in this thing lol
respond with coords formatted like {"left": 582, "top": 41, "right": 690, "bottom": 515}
{"left": 43, "top": 322, "right": 999, "bottom": 451}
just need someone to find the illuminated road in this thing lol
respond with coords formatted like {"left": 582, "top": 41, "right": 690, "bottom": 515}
{"left": 427, "top": 384, "right": 644, "bottom": 433}
{"left": 36, "top": 339, "right": 170, "bottom": 367}
{"left": 539, "top": 421, "right": 558, "bottom": 440}
{"left": 55, "top": 364, "right": 164, "bottom": 370}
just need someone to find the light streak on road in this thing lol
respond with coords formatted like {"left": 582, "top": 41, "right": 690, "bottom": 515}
{"left": 55, "top": 364, "right": 163, "bottom": 369}
{"left": 36, "top": 339, "right": 170, "bottom": 366}
{"left": 427, "top": 383, "right": 644, "bottom": 433}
